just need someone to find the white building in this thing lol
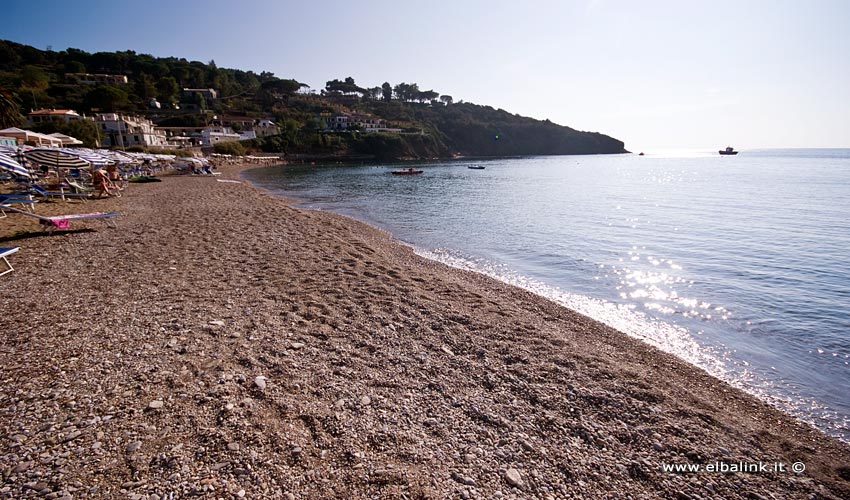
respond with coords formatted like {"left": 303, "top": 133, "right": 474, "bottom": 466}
{"left": 238, "top": 130, "right": 257, "bottom": 141}
{"left": 200, "top": 126, "right": 241, "bottom": 147}
{"left": 96, "top": 113, "right": 168, "bottom": 148}
{"left": 254, "top": 119, "right": 280, "bottom": 137}
{"left": 323, "top": 113, "right": 400, "bottom": 133}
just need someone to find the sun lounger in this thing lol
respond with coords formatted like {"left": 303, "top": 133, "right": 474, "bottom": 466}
{"left": 64, "top": 178, "right": 94, "bottom": 194}
{"left": 0, "top": 247, "right": 19, "bottom": 277}
{"left": 29, "top": 184, "right": 90, "bottom": 201}
{"left": 0, "top": 195, "right": 37, "bottom": 215}
{"left": 0, "top": 205, "right": 120, "bottom": 234}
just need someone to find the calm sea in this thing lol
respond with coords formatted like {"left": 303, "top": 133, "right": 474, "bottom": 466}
{"left": 244, "top": 149, "right": 850, "bottom": 442}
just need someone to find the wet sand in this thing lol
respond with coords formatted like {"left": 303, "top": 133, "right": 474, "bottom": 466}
{"left": 1, "top": 166, "right": 848, "bottom": 499}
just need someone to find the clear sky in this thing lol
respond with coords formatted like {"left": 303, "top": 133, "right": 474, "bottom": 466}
{"left": 2, "top": 0, "right": 849, "bottom": 150}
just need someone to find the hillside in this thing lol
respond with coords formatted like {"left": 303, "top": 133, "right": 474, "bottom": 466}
{"left": 0, "top": 39, "right": 627, "bottom": 158}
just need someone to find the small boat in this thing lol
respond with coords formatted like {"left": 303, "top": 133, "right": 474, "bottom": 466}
{"left": 638, "top": 152, "right": 645, "bottom": 156}
{"left": 719, "top": 146, "right": 738, "bottom": 155}
{"left": 391, "top": 168, "right": 424, "bottom": 175}
{"left": 467, "top": 165, "right": 485, "bottom": 170}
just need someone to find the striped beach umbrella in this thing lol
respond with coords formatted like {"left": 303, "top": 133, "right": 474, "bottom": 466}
{"left": 0, "top": 152, "right": 31, "bottom": 178}
{"left": 68, "top": 148, "right": 114, "bottom": 166}
{"left": 99, "top": 149, "right": 139, "bottom": 164}
{"left": 24, "top": 148, "right": 92, "bottom": 169}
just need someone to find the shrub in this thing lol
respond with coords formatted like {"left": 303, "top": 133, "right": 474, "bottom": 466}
{"left": 213, "top": 141, "right": 247, "bottom": 156}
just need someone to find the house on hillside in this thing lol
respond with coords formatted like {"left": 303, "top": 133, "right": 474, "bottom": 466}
{"left": 217, "top": 115, "right": 254, "bottom": 130}
{"left": 182, "top": 88, "right": 218, "bottom": 101}
{"left": 215, "top": 115, "right": 281, "bottom": 138}
{"left": 200, "top": 126, "right": 241, "bottom": 147}
{"left": 66, "top": 73, "right": 128, "bottom": 85}
{"left": 96, "top": 114, "right": 167, "bottom": 148}
{"left": 254, "top": 119, "right": 280, "bottom": 137}
{"left": 28, "top": 109, "right": 84, "bottom": 125}
{"left": 322, "top": 113, "right": 401, "bottom": 133}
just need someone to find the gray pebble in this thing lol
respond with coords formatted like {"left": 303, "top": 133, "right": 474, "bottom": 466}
{"left": 505, "top": 468, "right": 523, "bottom": 488}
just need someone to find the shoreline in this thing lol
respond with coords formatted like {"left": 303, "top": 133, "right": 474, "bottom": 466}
{"left": 243, "top": 162, "right": 847, "bottom": 444}
{"left": 1, "top": 164, "right": 849, "bottom": 498}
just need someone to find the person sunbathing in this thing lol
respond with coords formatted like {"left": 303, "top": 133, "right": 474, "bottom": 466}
{"left": 92, "top": 168, "right": 114, "bottom": 198}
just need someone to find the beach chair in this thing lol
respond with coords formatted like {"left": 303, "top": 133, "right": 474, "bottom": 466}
{"left": 0, "top": 195, "right": 37, "bottom": 215}
{"left": 0, "top": 205, "right": 120, "bottom": 234}
{"left": 0, "top": 247, "right": 19, "bottom": 277}
{"left": 65, "top": 177, "right": 94, "bottom": 194}
{"left": 29, "top": 184, "right": 90, "bottom": 202}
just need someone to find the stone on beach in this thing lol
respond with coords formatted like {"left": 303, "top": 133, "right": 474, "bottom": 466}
{"left": 505, "top": 468, "right": 524, "bottom": 488}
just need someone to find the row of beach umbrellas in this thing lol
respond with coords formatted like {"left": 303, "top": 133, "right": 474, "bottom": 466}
{"left": 0, "top": 147, "right": 182, "bottom": 179}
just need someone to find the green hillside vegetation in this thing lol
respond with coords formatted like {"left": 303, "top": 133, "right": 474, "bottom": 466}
{"left": 0, "top": 39, "right": 627, "bottom": 158}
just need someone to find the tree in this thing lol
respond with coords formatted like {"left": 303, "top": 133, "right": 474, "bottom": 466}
{"left": 193, "top": 91, "right": 207, "bottom": 111}
{"left": 363, "top": 86, "right": 382, "bottom": 101}
{"left": 20, "top": 65, "right": 50, "bottom": 91}
{"left": 393, "top": 82, "right": 420, "bottom": 102}
{"left": 32, "top": 119, "right": 101, "bottom": 147}
{"left": 440, "top": 94, "right": 453, "bottom": 105}
{"left": 326, "top": 77, "right": 364, "bottom": 95}
{"left": 256, "top": 78, "right": 307, "bottom": 106}
{"left": 0, "top": 87, "right": 23, "bottom": 128}
{"left": 261, "top": 78, "right": 308, "bottom": 95}
{"left": 381, "top": 82, "right": 392, "bottom": 101}
{"left": 156, "top": 76, "right": 179, "bottom": 103}
{"left": 64, "top": 60, "right": 86, "bottom": 74}
{"left": 417, "top": 89, "right": 439, "bottom": 103}
{"left": 134, "top": 73, "right": 157, "bottom": 100}
{"left": 84, "top": 84, "right": 129, "bottom": 112}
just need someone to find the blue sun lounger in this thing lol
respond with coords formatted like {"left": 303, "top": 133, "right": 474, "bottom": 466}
{"left": 0, "top": 247, "right": 19, "bottom": 277}
{"left": 0, "top": 195, "right": 38, "bottom": 216}
{"left": 29, "top": 184, "right": 90, "bottom": 201}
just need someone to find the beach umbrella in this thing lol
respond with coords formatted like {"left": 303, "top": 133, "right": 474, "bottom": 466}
{"left": 0, "top": 152, "right": 31, "bottom": 178}
{"left": 24, "top": 148, "right": 91, "bottom": 169}
{"left": 68, "top": 148, "right": 114, "bottom": 166}
{"left": 100, "top": 150, "right": 139, "bottom": 164}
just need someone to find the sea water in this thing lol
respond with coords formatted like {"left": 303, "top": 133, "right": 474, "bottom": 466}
{"left": 244, "top": 149, "right": 850, "bottom": 442}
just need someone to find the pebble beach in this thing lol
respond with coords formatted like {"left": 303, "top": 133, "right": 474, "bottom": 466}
{"left": 1, "top": 164, "right": 849, "bottom": 499}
